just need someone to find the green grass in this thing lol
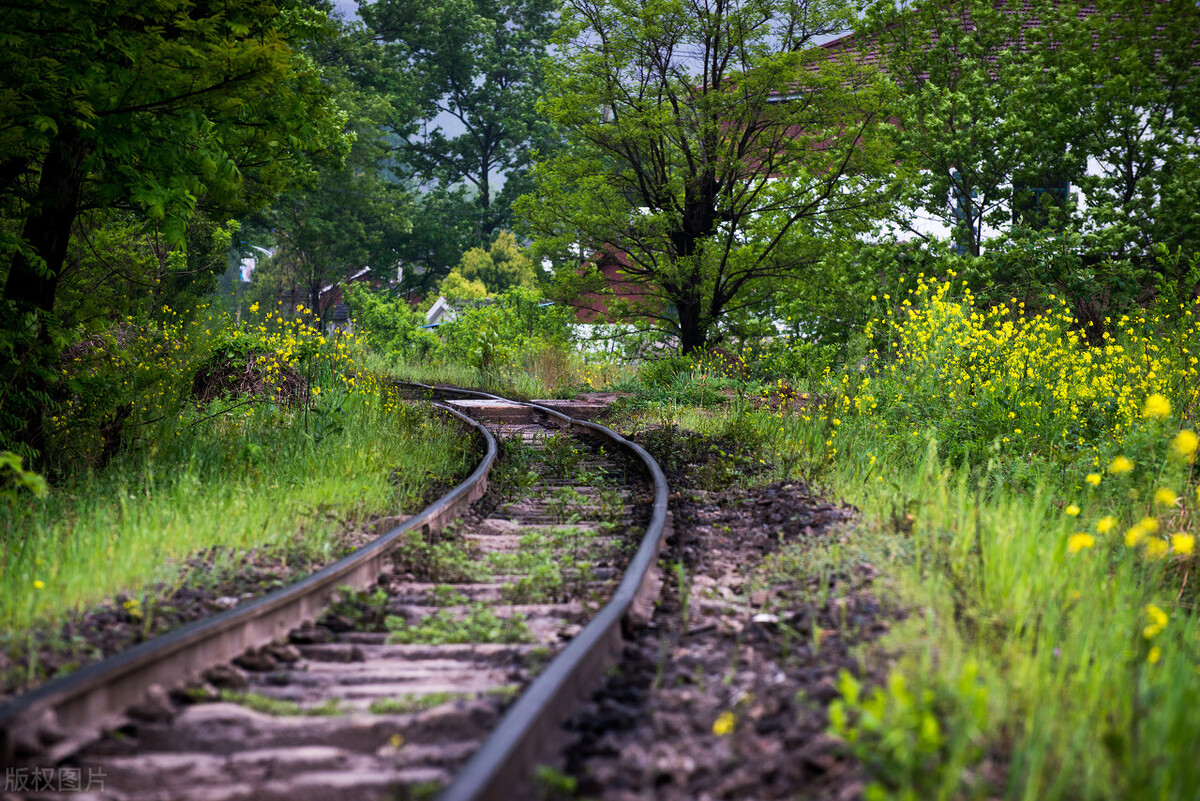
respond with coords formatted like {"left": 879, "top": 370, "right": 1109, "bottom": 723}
{"left": 365, "top": 351, "right": 556, "bottom": 400}
{"left": 368, "top": 691, "right": 468, "bottom": 715}
{"left": 0, "top": 385, "right": 474, "bottom": 635}
{"left": 221, "top": 691, "right": 344, "bottom": 717}
{"left": 385, "top": 603, "right": 535, "bottom": 645}
{"left": 621, "top": 384, "right": 1200, "bottom": 801}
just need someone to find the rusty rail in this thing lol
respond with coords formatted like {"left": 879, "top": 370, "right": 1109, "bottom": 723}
{"left": 0, "top": 403, "right": 496, "bottom": 763}
{"left": 395, "top": 384, "right": 671, "bottom": 801}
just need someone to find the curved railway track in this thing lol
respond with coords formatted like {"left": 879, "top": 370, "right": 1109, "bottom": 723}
{"left": 0, "top": 387, "right": 670, "bottom": 801}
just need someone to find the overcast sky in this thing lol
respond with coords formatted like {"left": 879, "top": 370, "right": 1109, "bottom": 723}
{"left": 331, "top": 0, "right": 359, "bottom": 20}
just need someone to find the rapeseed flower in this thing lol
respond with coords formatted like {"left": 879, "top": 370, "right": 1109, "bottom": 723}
{"left": 1126, "top": 518, "right": 1159, "bottom": 547}
{"left": 1171, "top": 534, "right": 1195, "bottom": 556}
{"left": 1109, "top": 456, "right": 1134, "bottom": 475}
{"left": 1171, "top": 429, "right": 1198, "bottom": 460}
{"left": 1154, "top": 488, "right": 1179, "bottom": 507}
{"left": 1065, "top": 504, "right": 1080, "bottom": 517}
{"left": 1096, "top": 516, "right": 1117, "bottom": 534}
{"left": 1085, "top": 473, "right": 1102, "bottom": 487}
{"left": 1143, "top": 394, "right": 1171, "bottom": 419}
{"left": 1145, "top": 539, "right": 1169, "bottom": 560}
{"left": 1144, "top": 604, "right": 1168, "bottom": 638}
{"left": 1067, "top": 533, "right": 1095, "bottom": 553}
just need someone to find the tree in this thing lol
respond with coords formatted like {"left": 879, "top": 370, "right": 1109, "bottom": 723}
{"left": 1067, "top": 0, "right": 1200, "bottom": 262}
{"left": 862, "top": 0, "right": 1200, "bottom": 266}
{"left": 861, "top": 0, "right": 1086, "bottom": 259}
{"left": 362, "top": 0, "right": 558, "bottom": 240}
{"left": 0, "top": 0, "right": 348, "bottom": 457}
{"left": 518, "top": 0, "right": 897, "bottom": 354}
{"left": 249, "top": 6, "right": 414, "bottom": 326}
{"left": 448, "top": 230, "right": 538, "bottom": 294}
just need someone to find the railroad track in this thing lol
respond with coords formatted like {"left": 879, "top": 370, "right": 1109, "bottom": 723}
{"left": 0, "top": 387, "right": 669, "bottom": 801}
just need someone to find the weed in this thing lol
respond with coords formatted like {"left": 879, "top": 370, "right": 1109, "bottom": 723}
{"left": 324, "top": 586, "right": 391, "bottom": 631}
{"left": 428, "top": 584, "right": 469, "bottom": 606}
{"left": 385, "top": 604, "right": 534, "bottom": 645}
{"left": 674, "top": 561, "right": 691, "bottom": 635}
{"left": 486, "top": 683, "right": 521, "bottom": 701}
{"left": 220, "top": 691, "right": 343, "bottom": 717}
{"left": 538, "top": 433, "right": 585, "bottom": 479}
{"left": 531, "top": 764, "right": 578, "bottom": 800}
{"left": 368, "top": 692, "right": 466, "bottom": 715}
{"left": 391, "top": 530, "right": 492, "bottom": 583}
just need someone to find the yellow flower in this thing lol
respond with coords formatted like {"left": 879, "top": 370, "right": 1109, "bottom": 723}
{"left": 33, "top": 580, "right": 44, "bottom": 589}
{"left": 1171, "top": 429, "right": 1199, "bottom": 460}
{"left": 1067, "top": 533, "right": 1095, "bottom": 554}
{"left": 1144, "top": 604, "right": 1168, "bottom": 638}
{"left": 1065, "top": 504, "right": 1080, "bottom": 517}
{"left": 712, "top": 711, "right": 736, "bottom": 736}
{"left": 1096, "top": 516, "right": 1117, "bottom": 535}
{"left": 1148, "top": 645, "right": 1161, "bottom": 664}
{"left": 1125, "top": 517, "right": 1158, "bottom": 547}
{"left": 1154, "top": 488, "right": 1178, "bottom": 507}
{"left": 1171, "top": 533, "right": 1195, "bottom": 556}
{"left": 1108, "top": 456, "right": 1134, "bottom": 475}
{"left": 1085, "top": 473, "right": 1102, "bottom": 486}
{"left": 1145, "top": 539, "right": 1169, "bottom": 560}
{"left": 1143, "top": 393, "right": 1171, "bottom": 419}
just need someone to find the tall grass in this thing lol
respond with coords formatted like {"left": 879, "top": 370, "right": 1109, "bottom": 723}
{"left": 0, "top": 384, "right": 473, "bottom": 636}
{"left": 616, "top": 275, "right": 1200, "bottom": 801}
{"left": 813, "top": 435, "right": 1200, "bottom": 801}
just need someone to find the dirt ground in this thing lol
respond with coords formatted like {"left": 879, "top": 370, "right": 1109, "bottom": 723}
{"left": 552, "top": 426, "right": 901, "bottom": 800}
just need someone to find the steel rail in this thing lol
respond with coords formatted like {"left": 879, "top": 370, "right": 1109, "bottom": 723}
{"left": 395, "top": 383, "right": 671, "bottom": 801}
{"left": 0, "top": 403, "right": 497, "bottom": 763}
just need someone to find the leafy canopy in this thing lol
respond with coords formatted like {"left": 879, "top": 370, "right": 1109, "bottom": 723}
{"left": 518, "top": 0, "right": 898, "bottom": 353}
{"left": 0, "top": 0, "right": 349, "bottom": 459}
{"left": 363, "top": 0, "right": 558, "bottom": 238}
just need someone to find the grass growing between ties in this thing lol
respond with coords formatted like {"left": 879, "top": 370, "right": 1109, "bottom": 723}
{"left": 609, "top": 273, "right": 1200, "bottom": 801}
{"left": 368, "top": 692, "right": 469, "bottom": 715}
{"left": 385, "top": 603, "right": 535, "bottom": 645}
{"left": 221, "top": 691, "right": 345, "bottom": 717}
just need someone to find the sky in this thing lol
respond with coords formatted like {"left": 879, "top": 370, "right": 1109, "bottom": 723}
{"left": 331, "top": 0, "right": 360, "bottom": 19}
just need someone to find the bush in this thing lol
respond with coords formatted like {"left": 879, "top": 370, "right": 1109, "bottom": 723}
{"left": 343, "top": 286, "right": 440, "bottom": 362}
{"left": 43, "top": 302, "right": 366, "bottom": 471}
{"left": 853, "top": 275, "right": 1200, "bottom": 467}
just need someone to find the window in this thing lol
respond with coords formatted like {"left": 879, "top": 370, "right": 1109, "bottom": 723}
{"left": 1013, "top": 167, "right": 1069, "bottom": 230}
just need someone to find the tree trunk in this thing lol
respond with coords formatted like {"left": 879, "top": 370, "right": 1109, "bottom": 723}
{"left": 677, "top": 298, "right": 705, "bottom": 356}
{"left": 4, "top": 128, "right": 90, "bottom": 313}
{"left": 1, "top": 126, "right": 90, "bottom": 459}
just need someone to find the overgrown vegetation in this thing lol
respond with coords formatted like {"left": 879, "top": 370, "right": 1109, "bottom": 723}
{"left": 345, "top": 283, "right": 626, "bottom": 397}
{"left": 606, "top": 268, "right": 1200, "bottom": 801}
{"left": 0, "top": 309, "right": 474, "bottom": 647}
{"left": 3, "top": 1, "right": 1198, "bottom": 796}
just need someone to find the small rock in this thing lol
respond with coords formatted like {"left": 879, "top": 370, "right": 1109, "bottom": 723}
{"left": 212, "top": 596, "right": 239, "bottom": 610}
{"left": 202, "top": 663, "right": 249, "bottom": 691}
{"left": 233, "top": 647, "right": 278, "bottom": 672}
{"left": 323, "top": 613, "right": 357, "bottom": 632}
{"left": 127, "top": 684, "right": 176, "bottom": 723}
{"left": 264, "top": 642, "right": 302, "bottom": 664}
{"left": 289, "top": 623, "right": 331, "bottom": 644}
